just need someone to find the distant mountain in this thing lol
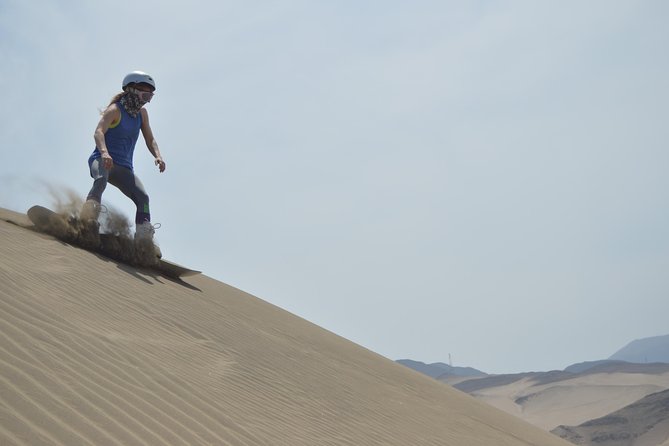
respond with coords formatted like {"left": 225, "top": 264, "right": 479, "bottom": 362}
{"left": 396, "top": 359, "right": 486, "bottom": 379}
{"left": 609, "top": 334, "right": 669, "bottom": 364}
{"left": 564, "top": 360, "right": 631, "bottom": 374}
{"left": 552, "top": 389, "right": 669, "bottom": 446}
{"left": 453, "top": 362, "right": 669, "bottom": 394}
{"left": 564, "top": 360, "right": 669, "bottom": 376}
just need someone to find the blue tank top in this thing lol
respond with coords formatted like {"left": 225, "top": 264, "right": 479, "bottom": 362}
{"left": 88, "top": 102, "right": 143, "bottom": 170}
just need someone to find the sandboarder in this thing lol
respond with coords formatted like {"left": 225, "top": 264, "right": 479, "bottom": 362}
{"left": 81, "top": 71, "right": 166, "bottom": 243}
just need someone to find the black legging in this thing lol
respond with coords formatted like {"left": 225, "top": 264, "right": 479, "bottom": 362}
{"left": 87, "top": 159, "right": 151, "bottom": 224}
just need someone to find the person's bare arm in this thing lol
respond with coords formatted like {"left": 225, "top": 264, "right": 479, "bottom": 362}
{"left": 93, "top": 104, "right": 121, "bottom": 170}
{"left": 140, "top": 108, "right": 166, "bottom": 173}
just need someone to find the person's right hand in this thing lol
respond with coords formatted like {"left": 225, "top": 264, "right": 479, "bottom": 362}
{"left": 102, "top": 152, "right": 114, "bottom": 170}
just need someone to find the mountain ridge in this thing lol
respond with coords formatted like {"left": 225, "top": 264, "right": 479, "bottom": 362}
{"left": 610, "top": 334, "right": 669, "bottom": 364}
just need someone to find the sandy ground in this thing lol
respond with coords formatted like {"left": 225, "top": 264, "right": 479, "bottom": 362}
{"left": 552, "top": 389, "right": 669, "bottom": 446}
{"left": 461, "top": 372, "right": 669, "bottom": 431}
{"left": 0, "top": 208, "right": 570, "bottom": 446}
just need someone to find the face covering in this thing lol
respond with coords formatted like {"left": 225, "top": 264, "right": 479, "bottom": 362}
{"left": 119, "top": 91, "right": 144, "bottom": 117}
{"left": 119, "top": 87, "right": 153, "bottom": 117}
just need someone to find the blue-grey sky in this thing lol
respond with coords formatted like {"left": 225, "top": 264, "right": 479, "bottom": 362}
{"left": 2, "top": 0, "right": 668, "bottom": 374}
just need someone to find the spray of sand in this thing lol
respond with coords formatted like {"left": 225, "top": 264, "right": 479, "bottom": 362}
{"left": 38, "top": 184, "right": 159, "bottom": 267}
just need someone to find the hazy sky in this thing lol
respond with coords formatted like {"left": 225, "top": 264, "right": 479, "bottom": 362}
{"left": 2, "top": 1, "right": 668, "bottom": 374}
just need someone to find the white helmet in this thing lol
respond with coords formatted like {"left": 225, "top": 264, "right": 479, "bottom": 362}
{"left": 122, "top": 71, "right": 156, "bottom": 91}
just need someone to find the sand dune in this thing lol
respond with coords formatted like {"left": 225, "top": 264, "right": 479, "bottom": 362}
{"left": 552, "top": 389, "right": 669, "bottom": 446}
{"left": 447, "top": 370, "right": 669, "bottom": 432}
{"left": 0, "top": 208, "right": 570, "bottom": 445}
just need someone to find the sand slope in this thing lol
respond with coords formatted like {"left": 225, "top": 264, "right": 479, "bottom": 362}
{"left": 0, "top": 208, "right": 570, "bottom": 446}
{"left": 552, "top": 389, "right": 669, "bottom": 446}
{"left": 445, "top": 368, "right": 669, "bottom": 432}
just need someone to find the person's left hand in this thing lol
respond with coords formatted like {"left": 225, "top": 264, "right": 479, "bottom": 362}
{"left": 155, "top": 157, "right": 166, "bottom": 173}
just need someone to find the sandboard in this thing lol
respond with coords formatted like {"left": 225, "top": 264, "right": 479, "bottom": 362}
{"left": 28, "top": 205, "right": 201, "bottom": 280}
{"left": 158, "top": 259, "right": 201, "bottom": 278}
{"left": 27, "top": 205, "right": 69, "bottom": 237}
